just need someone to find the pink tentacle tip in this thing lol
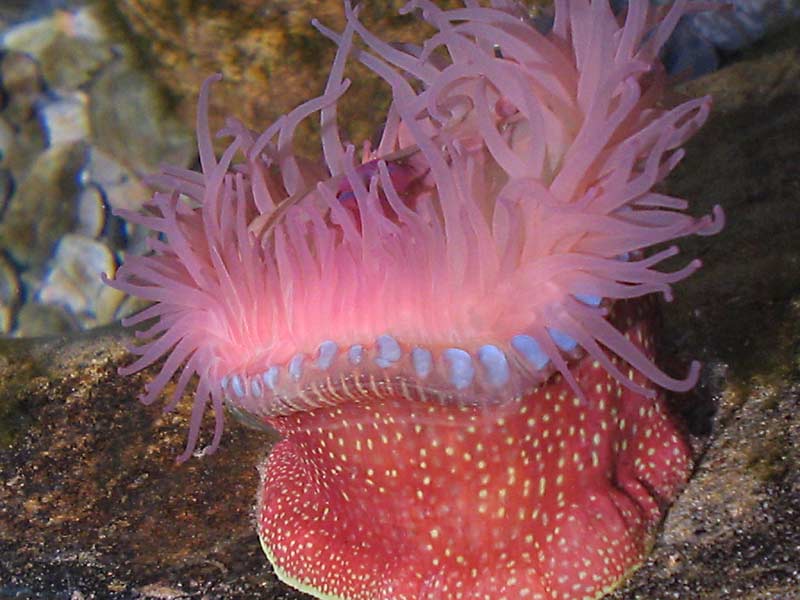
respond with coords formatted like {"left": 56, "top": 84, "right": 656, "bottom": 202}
{"left": 680, "top": 360, "right": 702, "bottom": 392}
{"left": 700, "top": 204, "right": 726, "bottom": 235}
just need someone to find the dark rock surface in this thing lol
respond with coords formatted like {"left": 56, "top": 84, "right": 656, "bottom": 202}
{"left": 608, "top": 26, "right": 800, "bottom": 600}
{"left": 1, "top": 23, "right": 799, "bottom": 600}
{"left": 0, "top": 327, "right": 290, "bottom": 600}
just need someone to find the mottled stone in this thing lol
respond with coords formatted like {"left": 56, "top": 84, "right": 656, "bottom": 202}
{"left": 0, "top": 110, "right": 46, "bottom": 183}
{"left": 88, "top": 61, "right": 193, "bottom": 177}
{"left": 101, "top": 211, "right": 135, "bottom": 256}
{"left": 84, "top": 146, "right": 151, "bottom": 212}
{"left": 0, "top": 6, "right": 101, "bottom": 54}
{"left": 68, "top": 5, "right": 108, "bottom": 42}
{"left": 664, "top": 0, "right": 800, "bottom": 77}
{"left": 0, "top": 251, "right": 20, "bottom": 334}
{"left": 39, "top": 31, "right": 112, "bottom": 91}
{"left": 0, "top": 50, "right": 43, "bottom": 122}
{"left": 38, "top": 233, "right": 116, "bottom": 323}
{"left": 0, "top": 327, "right": 282, "bottom": 598}
{"left": 112, "top": 289, "right": 150, "bottom": 323}
{"left": 94, "top": 284, "right": 127, "bottom": 327}
{"left": 689, "top": 0, "right": 800, "bottom": 53}
{"left": 13, "top": 301, "right": 78, "bottom": 337}
{"left": 0, "top": 305, "right": 14, "bottom": 336}
{"left": 0, "top": 168, "right": 12, "bottom": 216}
{"left": 0, "top": 0, "right": 38, "bottom": 26}
{"left": 0, "top": 117, "right": 13, "bottom": 165}
{"left": 38, "top": 91, "right": 91, "bottom": 146}
{"left": 0, "top": 10, "right": 60, "bottom": 56}
{"left": 610, "top": 364, "right": 800, "bottom": 600}
{"left": 0, "top": 141, "right": 86, "bottom": 267}
{"left": 75, "top": 183, "right": 107, "bottom": 238}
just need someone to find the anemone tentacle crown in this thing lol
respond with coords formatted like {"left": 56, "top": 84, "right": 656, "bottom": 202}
{"left": 107, "top": 1, "right": 723, "bottom": 598}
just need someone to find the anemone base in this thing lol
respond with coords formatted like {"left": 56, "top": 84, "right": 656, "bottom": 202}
{"left": 257, "top": 302, "right": 691, "bottom": 600}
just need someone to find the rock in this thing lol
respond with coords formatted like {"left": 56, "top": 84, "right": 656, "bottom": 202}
{"left": 12, "top": 301, "right": 78, "bottom": 337}
{"left": 0, "top": 305, "right": 13, "bottom": 335}
{"left": 83, "top": 146, "right": 151, "bottom": 212}
{"left": 0, "top": 12, "right": 58, "bottom": 58}
{"left": 0, "top": 1, "right": 36, "bottom": 26}
{"left": 37, "top": 233, "right": 117, "bottom": 325}
{"left": 1, "top": 18, "right": 799, "bottom": 600}
{"left": 0, "top": 141, "right": 86, "bottom": 267}
{"left": 0, "top": 250, "right": 20, "bottom": 334}
{"left": 68, "top": 5, "right": 109, "bottom": 42}
{"left": 38, "top": 31, "right": 112, "bottom": 92}
{"left": 0, "top": 326, "right": 282, "bottom": 598}
{"left": 88, "top": 61, "right": 193, "bottom": 177}
{"left": 664, "top": 0, "right": 800, "bottom": 77}
{"left": 112, "top": 289, "right": 149, "bottom": 322}
{"left": 0, "top": 7, "right": 105, "bottom": 57}
{"left": 0, "top": 116, "right": 14, "bottom": 165}
{"left": 94, "top": 284, "right": 127, "bottom": 327}
{"left": 0, "top": 168, "right": 12, "bottom": 216}
{"left": 93, "top": 0, "right": 467, "bottom": 157}
{"left": 75, "top": 183, "right": 107, "bottom": 238}
{"left": 0, "top": 109, "right": 47, "bottom": 184}
{"left": 689, "top": 0, "right": 800, "bottom": 53}
{"left": 38, "top": 91, "right": 91, "bottom": 147}
{"left": 0, "top": 50, "right": 43, "bottom": 122}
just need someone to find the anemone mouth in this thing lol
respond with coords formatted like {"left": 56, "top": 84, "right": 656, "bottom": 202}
{"left": 219, "top": 330, "right": 585, "bottom": 421}
{"left": 216, "top": 290, "right": 686, "bottom": 426}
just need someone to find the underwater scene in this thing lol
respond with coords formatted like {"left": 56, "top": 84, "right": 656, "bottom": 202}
{"left": 0, "top": 1, "right": 799, "bottom": 599}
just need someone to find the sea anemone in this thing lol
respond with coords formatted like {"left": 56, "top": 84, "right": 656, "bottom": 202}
{"left": 106, "top": 0, "right": 723, "bottom": 598}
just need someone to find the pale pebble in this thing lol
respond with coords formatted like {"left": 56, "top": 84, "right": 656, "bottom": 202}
{"left": 38, "top": 233, "right": 116, "bottom": 318}
{"left": 39, "top": 92, "right": 90, "bottom": 146}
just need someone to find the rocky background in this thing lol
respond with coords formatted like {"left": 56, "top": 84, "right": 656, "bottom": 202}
{"left": 1, "top": 3, "right": 799, "bottom": 600}
{"left": 0, "top": 1, "right": 192, "bottom": 337}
